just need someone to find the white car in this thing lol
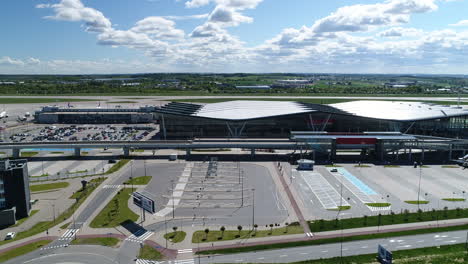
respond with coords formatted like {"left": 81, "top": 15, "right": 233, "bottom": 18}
{"left": 5, "top": 232, "right": 16, "bottom": 240}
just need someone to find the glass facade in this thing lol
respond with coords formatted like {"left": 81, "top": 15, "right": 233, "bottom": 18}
{"left": 0, "top": 176, "right": 5, "bottom": 209}
{"left": 161, "top": 112, "right": 468, "bottom": 139}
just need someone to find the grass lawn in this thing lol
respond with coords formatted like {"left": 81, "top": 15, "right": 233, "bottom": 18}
{"left": 441, "top": 165, "right": 460, "bottom": 168}
{"left": 31, "top": 173, "right": 49, "bottom": 177}
{"left": 309, "top": 207, "right": 468, "bottom": 233}
{"left": 0, "top": 240, "right": 52, "bottom": 262}
{"left": 20, "top": 151, "right": 38, "bottom": 157}
{"left": 164, "top": 231, "right": 186, "bottom": 243}
{"left": 327, "top": 206, "right": 351, "bottom": 211}
{"left": 405, "top": 200, "right": 430, "bottom": 204}
{"left": 0, "top": 98, "right": 98, "bottom": 104}
{"left": 71, "top": 237, "right": 120, "bottom": 247}
{"left": 0, "top": 177, "right": 105, "bottom": 247}
{"left": 10, "top": 210, "right": 39, "bottom": 228}
{"left": 123, "top": 176, "right": 152, "bottom": 185}
{"left": 138, "top": 245, "right": 164, "bottom": 260}
{"left": 50, "top": 151, "right": 64, "bottom": 154}
{"left": 285, "top": 243, "right": 468, "bottom": 264}
{"left": 106, "top": 159, "right": 130, "bottom": 174}
{"left": 366, "top": 203, "right": 391, "bottom": 207}
{"left": 60, "top": 222, "right": 70, "bottom": 229}
{"left": 69, "top": 170, "right": 88, "bottom": 174}
{"left": 192, "top": 225, "right": 303, "bottom": 243}
{"left": 130, "top": 149, "right": 145, "bottom": 152}
{"left": 108, "top": 101, "right": 137, "bottom": 104}
{"left": 383, "top": 165, "right": 400, "bottom": 168}
{"left": 197, "top": 223, "right": 468, "bottom": 255}
{"left": 30, "top": 182, "right": 69, "bottom": 192}
{"left": 172, "top": 98, "right": 468, "bottom": 105}
{"left": 442, "top": 198, "right": 466, "bottom": 202}
{"left": 90, "top": 188, "right": 139, "bottom": 228}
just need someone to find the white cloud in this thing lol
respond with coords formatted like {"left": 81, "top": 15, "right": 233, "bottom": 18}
{"left": 163, "top": 14, "right": 209, "bottom": 20}
{"left": 0, "top": 57, "right": 25, "bottom": 66}
{"left": 185, "top": 0, "right": 212, "bottom": 8}
{"left": 186, "top": 0, "right": 262, "bottom": 9}
{"left": 131, "top": 17, "right": 185, "bottom": 39}
{"left": 378, "top": 27, "right": 423, "bottom": 37}
{"left": 39, "top": 0, "right": 112, "bottom": 32}
{"left": 450, "top": 20, "right": 468, "bottom": 27}
{"left": 208, "top": 6, "right": 252, "bottom": 26}
{"left": 311, "top": 0, "right": 438, "bottom": 34}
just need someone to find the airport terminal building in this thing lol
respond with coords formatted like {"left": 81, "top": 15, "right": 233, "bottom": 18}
{"left": 155, "top": 100, "right": 468, "bottom": 139}
{"left": 34, "top": 100, "right": 468, "bottom": 139}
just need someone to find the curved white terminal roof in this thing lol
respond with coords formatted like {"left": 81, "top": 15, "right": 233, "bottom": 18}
{"left": 331, "top": 100, "right": 468, "bottom": 121}
{"left": 193, "top": 100, "right": 313, "bottom": 120}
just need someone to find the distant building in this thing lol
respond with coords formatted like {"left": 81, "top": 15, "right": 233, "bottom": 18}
{"left": 35, "top": 106, "right": 156, "bottom": 124}
{"left": 122, "top": 82, "right": 141, "bottom": 86}
{"left": 0, "top": 82, "right": 16, "bottom": 85}
{"left": 437, "top": 88, "right": 452, "bottom": 92}
{"left": 0, "top": 160, "right": 31, "bottom": 226}
{"left": 384, "top": 81, "right": 417, "bottom": 88}
{"left": 235, "top": 85, "right": 271, "bottom": 89}
{"left": 274, "top": 79, "right": 313, "bottom": 88}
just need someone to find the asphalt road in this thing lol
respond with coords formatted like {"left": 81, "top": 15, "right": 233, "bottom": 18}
{"left": 9, "top": 245, "right": 123, "bottom": 264}
{"left": 200, "top": 230, "right": 468, "bottom": 263}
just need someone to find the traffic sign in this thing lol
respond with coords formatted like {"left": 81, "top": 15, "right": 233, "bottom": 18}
{"left": 132, "top": 191, "right": 155, "bottom": 214}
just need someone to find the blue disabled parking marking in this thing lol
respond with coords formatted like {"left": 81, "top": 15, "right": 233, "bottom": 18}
{"left": 336, "top": 167, "right": 377, "bottom": 195}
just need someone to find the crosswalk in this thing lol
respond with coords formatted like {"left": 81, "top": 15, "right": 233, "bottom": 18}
{"left": 102, "top": 184, "right": 123, "bottom": 189}
{"left": 125, "top": 230, "right": 154, "bottom": 243}
{"left": 305, "top": 232, "right": 314, "bottom": 237}
{"left": 177, "top": 248, "right": 193, "bottom": 254}
{"left": 136, "top": 259, "right": 161, "bottom": 264}
{"left": 40, "top": 243, "right": 69, "bottom": 251}
{"left": 174, "top": 259, "right": 195, "bottom": 264}
{"left": 59, "top": 228, "right": 79, "bottom": 240}
{"left": 136, "top": 259, "right": 195, "bottom": 264}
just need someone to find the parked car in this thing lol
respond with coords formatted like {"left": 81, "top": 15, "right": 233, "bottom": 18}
{"left": 5, "top": 232, "right": 16, "bottom": 240}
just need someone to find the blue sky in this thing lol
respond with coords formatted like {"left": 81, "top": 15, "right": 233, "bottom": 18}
{"left": 2, "top": 0, "right": 468, "bottom": 74}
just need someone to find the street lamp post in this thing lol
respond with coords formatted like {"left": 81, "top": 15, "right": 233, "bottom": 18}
{"left": 52, "top": 204, "right": 55, "bottom": 223}
{"left": 417, "top": 163, "right": 423, "bottom": 211}
{"left": 164, "top": 216, "right": 168, "bottom": 249}
{"left": 171, "top": 180, "right": 175, "bottom": 219}
{"left": 252, "top": 188, "right": 255, "bottom": 229}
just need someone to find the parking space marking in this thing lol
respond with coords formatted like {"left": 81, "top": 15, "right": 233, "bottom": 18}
{"left": 298, "top": 170, "right": 349, "bottom": 209}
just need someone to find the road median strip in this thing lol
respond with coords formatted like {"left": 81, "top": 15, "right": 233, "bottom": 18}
{"left": 196, "top": 221, "right": 468, "bottom": 255}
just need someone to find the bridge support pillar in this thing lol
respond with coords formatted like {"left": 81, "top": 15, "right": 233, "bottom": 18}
{"left": 12, "top": 149, "right": 20, "bottom": 158}
{"left": 74, "top": 148, "right": 81, "bottom": 157}
{"left": 448, "top": 144, "right": 453, "bottom": 161}
{"left": 250, "top": 149, "right": 255, "bottom": 157}
{"left": 186, "top": 149, "right": 191, "bottom": 156}
{"left": 330, "top": 139, "right": 337, "bottom": 161}
{"left": 123, "top": 147, "right": 130, "bottom": 156}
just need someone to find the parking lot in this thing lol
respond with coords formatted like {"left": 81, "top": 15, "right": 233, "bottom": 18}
{"left": 4, "top": 124, "right": 157, "bottom": 142}
{"left": 291, "top": 163, "right": 468, "bottom": 220}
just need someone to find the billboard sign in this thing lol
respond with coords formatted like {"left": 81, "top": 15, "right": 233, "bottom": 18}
{"left": 377, "top": 244, "right": 392, "bottom": 264}
{"left": 133, "top": 192, "right": 155, "bottom": 214}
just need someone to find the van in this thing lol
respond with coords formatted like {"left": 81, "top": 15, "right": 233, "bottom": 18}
{"left": 169, "top": 153, "right": 178, "bottom": 161}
